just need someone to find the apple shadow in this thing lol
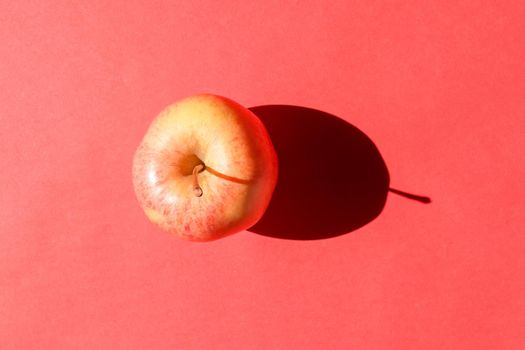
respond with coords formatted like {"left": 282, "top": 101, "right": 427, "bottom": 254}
{"left": 247, "top": 105, "right": 390, "bottom": 240}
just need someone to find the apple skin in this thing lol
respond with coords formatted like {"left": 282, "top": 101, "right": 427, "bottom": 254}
{"left": 132, "top": 94, "right": 278, "bottom": 241}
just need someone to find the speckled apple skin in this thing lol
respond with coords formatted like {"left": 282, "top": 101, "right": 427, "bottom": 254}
{"left": 132, "top": 94, "right": 278, "bottom": 241}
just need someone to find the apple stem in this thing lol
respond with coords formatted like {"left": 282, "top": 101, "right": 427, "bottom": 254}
{"left": 193, "top": 164, "right": 205, "bottom": 197}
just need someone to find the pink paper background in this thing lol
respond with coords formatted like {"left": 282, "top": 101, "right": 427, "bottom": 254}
{"left": 1, "top": 1, "right": 524, "bottom": 349}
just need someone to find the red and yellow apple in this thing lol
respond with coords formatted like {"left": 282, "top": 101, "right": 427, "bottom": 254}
{"left": 132, "top": 94, "right": 278, "bottom": 241}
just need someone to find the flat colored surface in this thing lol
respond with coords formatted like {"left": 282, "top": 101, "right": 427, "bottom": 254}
{"left": 1, "top": 1, "right": 524, "bottom": 349}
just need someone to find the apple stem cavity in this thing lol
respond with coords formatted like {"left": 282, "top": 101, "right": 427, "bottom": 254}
{"left": 193, "top": 163, "right": 205, "bottom": 197}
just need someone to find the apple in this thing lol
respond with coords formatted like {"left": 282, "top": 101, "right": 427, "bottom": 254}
{"left": 132, "top": 94, "right": 278, "bottom": 241}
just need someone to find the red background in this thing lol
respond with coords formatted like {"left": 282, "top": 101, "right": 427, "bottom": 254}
{"left": 1, "top": 1, "right": 524, "bottom": 349}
